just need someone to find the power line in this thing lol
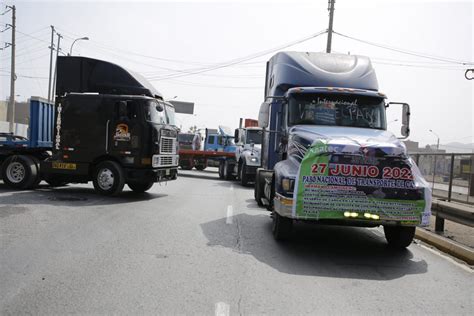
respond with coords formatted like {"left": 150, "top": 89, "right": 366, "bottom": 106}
{"left": 149, "top": 29, "right": 328, "bottom": 81}
{"left": 57, "top": 26, "right": 324, "bottom": 80}
{"left": 58, "top": 28, "right": 227, "bottom": 67}
{"left": 0, "top": 69, "right": 48, "bottom": 79}
{"left": 162, "top": 78, "right": 261, "bottom": 89}
{"left": 16, "top": 29, "right": 50, "bottom": 45}
{"left": 333, "top": 31, "right": 474, "bottom": 66}
{"left": 372, "top": 61, "right": 467, "bottom": 71}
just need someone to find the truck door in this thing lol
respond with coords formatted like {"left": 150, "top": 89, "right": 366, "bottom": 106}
{"left": 109, "top": 100, "right": 140, "bottom": 156}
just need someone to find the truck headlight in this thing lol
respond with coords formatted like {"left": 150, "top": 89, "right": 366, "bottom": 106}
{"left": 281, "top": 178, "right": 295, "bottom": 193}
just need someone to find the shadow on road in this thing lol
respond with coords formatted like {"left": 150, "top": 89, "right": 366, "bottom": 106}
{"left": 0, "top": 183, "right": 166, "bottom": 207}
{"left": 201, "top": 213, "right": 428, "bottom": 281}
{"left": 178, "top": 170, "right": 220, "bottom": 181}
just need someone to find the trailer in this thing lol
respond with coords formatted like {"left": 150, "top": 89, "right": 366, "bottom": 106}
{"left": 0, "top": 56, "right": 179, "bottom": 195}
{"left": 178, "top": 127, "right": 236, "bottom": 171}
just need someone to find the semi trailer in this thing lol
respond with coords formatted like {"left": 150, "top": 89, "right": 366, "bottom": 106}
{"left": 178, "top": 127, "right": 236, "bottom": 170}
{"left": 254, "top": 52, "right": 432, "bottom": 248}
{"left": 0, "top": 56, "right": 179, "bottom": 195}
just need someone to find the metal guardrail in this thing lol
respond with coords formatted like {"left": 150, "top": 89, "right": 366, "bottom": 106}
{"left": 412, "top": 153, "right": 474, "bottom": 233}
{"left": 431, "top": 199, "right": 474, "bottom": 232}
{"left": 411, "top": 153, "right": 473, "bottom": 204}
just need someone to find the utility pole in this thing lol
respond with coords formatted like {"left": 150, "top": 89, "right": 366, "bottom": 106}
{"left": 51, "top": 33, "right": 62, "bottom": 102}
{"left": 326, "top": 0, "right": 335, "bottom": 53}
{"left": 47, "top": 25, "right": 55, "bottom": 103}
{"left": 6, "top": 5, "right": 16, "bottom": 133}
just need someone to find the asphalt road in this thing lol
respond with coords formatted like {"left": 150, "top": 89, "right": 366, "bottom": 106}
{"left": 1, "top": 168, "right": 472, "bottom": 315}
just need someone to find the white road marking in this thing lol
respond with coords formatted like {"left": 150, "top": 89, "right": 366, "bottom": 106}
{"left": 215, "top": 302, "right": 230, "bottom": 316}
{"left": 226, "top": 205, "right": 233, "bottom": 224}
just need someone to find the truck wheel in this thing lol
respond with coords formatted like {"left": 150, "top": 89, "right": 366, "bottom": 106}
{"left": 128, "top": 180, "right": 154, "bottom": 193}
{"left": 272, "top": 212, "right": 292, "bottom": 241}
{"left": 265, "top": 175, "right": 275, "bottom": 212}
{"left": 239, "top": 162, "right": 249, "bottom": 186}
{"left": 218, "top": 161, "right": 225, "bottom": 179}
{"left": 195, "top": 165, "right": 206, "bottom": 171}
{"left": 29, "top": 156, "right": 42, "bottom": 188}
{"left": 1, "top": 155, "right": 38, "bottom": 189}
{"left": 224, "top": 160, "right": 235, "bottom": 180}
{"left": 92, "top": 161, "right": 125, "bottom": 196}
{"left": 254, "top": 170, "right": 264, "bottom": 207}
{"left": 383, "top": 226, "right": 416, "bottom": 249}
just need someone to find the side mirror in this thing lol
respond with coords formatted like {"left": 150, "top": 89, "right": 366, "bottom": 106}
{"left": 258, "top": 102, "right": 270, "bottom": 128}
{"left": 401, "top": 103, "right": 410, "bottom": 137}
{"left": 234, "top": 129, "right": 239, "bottom": 142}
{"left": 156, "top": 102, "right": 164, "bottom": 112}
{"left": 386, "top": 102, "right": 410, "bottom": 139}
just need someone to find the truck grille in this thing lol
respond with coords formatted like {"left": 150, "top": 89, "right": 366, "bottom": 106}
{"left": 153, "top": 155, "right": 178, "bottom": 168}
{"left": 160, "top": 137, "right": 177, "bottom": 154}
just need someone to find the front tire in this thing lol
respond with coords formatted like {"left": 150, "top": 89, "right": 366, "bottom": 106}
{"left": 224, "top": 160, "right": 235, "bottom": 180}
{"left": 128, "top": 180, "right": 154, "bottom": 193}
{"left": 92, "top": 161, "right": 125, "bottom": 196}
{"left": 1, "top": 155, "right": 38, "bottom": 189}
{"left": 218, "top": 160, "right": 225, "bottom": 179}
{"left": 383, "top": 226, "right": 416, "bottom": 249}
{"left": 272, "top": 212, "right": 292, "bottom": 241}
{"left": 239, "top": 161, "right": 249, "bottom": 186}
{"left": 254, "top": 169, "right": 264, "bottom": 207}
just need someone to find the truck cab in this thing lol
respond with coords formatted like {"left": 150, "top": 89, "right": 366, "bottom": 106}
{"left": 204, "top": 126, "right": 236, "bottom": 153}
{"left": 0, "top": 56, "right": 179, "bottom": 195}
{"left": 255, "top": 52, "right": 432, "bottom": 248}
{"left": 234, "top": 125, "right": 263, "bottom": 185}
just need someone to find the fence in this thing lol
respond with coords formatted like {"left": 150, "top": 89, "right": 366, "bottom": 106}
{"left": 412, "top": 153, "right": 473, "bottom": 204}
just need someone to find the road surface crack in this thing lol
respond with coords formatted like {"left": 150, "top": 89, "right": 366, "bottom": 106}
{"left": 235, "top": 215, "right": 243, "bottom": 253}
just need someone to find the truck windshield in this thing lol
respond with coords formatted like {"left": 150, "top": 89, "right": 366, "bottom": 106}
{"left": 165, "top": 104, "right": 176, "bottom": 126}
{"left": 178, "top": 134, "right": 194, "bottom": 142}
{"left": 288, "top": 93, "right": 386, "bottom": 129}
{"left": 146, "top": 100, "right": 167, "bottom": 124}
{"left": 247, "top": 130, "right": 262, "bottom": 145}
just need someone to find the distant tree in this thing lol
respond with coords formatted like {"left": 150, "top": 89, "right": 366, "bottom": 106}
{"left": 188, "top": 125, "right": 198, "bottom": 133}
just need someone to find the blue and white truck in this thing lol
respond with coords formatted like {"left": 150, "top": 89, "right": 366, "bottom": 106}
{"left": 254, "top": 52, "right": 432, "bottom": 248}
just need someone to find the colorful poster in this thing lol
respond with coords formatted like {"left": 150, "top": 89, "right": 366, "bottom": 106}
{"left": 292, "top": 140, "right": 431, "bottom": 226}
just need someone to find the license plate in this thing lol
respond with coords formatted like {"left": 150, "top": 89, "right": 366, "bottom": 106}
{"left": 52, "top": 162, "right": 77, "bottom": 170}
{"left": 166, "top": 169, "right": 170, "bottom": 175}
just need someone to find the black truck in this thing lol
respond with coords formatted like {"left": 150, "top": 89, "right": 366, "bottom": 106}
{"left": 0, "top": 56, "right": 179, "bottom": 195}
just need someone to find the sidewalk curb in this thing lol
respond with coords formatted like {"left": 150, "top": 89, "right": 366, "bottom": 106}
{"left": 415, "top": 228, "right": 474, "bottom": 265}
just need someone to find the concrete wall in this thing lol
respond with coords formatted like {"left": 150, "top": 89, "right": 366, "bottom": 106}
{"left": 0, "top": 100, "right": 30, "bottom": 125}
{"left": 0, "top": 101, "right": 6, "bottom": 121}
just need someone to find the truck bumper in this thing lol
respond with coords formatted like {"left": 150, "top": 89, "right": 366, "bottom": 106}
{"left": 244, "top": 165, "right": 258, "bottom": 177}
{"left": 125, "top": 167, "right": 178, "bottom": 183}
{"left": 274, "top": 193, "right": 420, "bottom": 227}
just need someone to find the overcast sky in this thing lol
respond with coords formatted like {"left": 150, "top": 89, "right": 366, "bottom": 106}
{"left": 0, "top": 0, "right": 472, "bottom": 148}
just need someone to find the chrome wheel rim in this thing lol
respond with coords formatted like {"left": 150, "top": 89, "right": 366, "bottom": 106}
{"left": 97, "top": 168, "right": 114, "bottom": 190}
{"left": 6, "top": 162, "right": 25, "bottom": 184}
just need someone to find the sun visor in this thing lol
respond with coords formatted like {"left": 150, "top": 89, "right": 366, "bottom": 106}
{"left": 55, "top": 56, "right": 163, "bottom": 99}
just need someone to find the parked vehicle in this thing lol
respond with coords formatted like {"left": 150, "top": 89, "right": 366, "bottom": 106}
{"left": 178, "top": 127, "right": 236, "bottom": 171}
{"left": 254, "top": 52, "right": 432, "bottom": 248}
{"left": 232, "top": 118, "right": 263, "bottom": 185}
{"left": 0, "top": 56, "right": 179, "bottom": 195}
